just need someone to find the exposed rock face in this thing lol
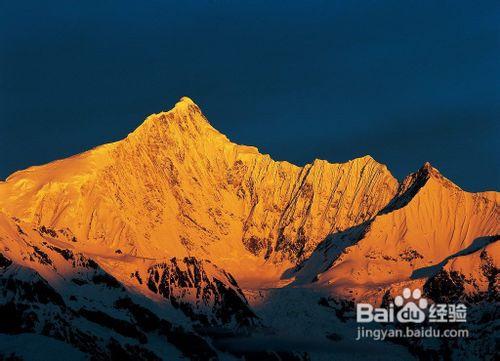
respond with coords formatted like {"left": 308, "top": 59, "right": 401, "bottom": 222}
{"left": 0, "top": 97, "right": 498, "bottom": 360}
{"left": 0, "top": 97, "right": 398, "bottom": 282}
{"left": 143, "top": 257, "right": 257, "bottom": 327}
{"left": 293, "top": 163, "right": 499, "bottom": 301}
{"left": 423, "top": 239, "right": 499, "bottom": 303}
{"left": 0, "top": 212, "right": 248, "bottom": 360}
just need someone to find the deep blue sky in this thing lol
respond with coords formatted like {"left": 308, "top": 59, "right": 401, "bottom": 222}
{"left": 1, "top": 0, "right": 499, "bottom": 191}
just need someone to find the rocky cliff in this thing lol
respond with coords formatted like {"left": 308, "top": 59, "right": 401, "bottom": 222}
{"left": 0, "top": 97, "right": 398, "bottom": 285}
{"left": 0, "top": 97, "right": 498, "bottom": 360}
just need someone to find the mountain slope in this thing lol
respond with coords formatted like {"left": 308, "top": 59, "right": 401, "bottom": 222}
{"left": 0, "top": 97, "right": 498, "bottom": 360}
{"left": 0, "top": 211, "right": 258, "bottom": 360}
{"left": 293, "top": 163, "right": 499, "bottom": 301}
{"left": 0, "top": 97, "right": 398, "bottom": 285}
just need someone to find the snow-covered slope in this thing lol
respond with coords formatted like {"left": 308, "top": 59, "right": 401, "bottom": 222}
{"left": 0, "top": 97, "right": 398, "bottom": 286}
{"left": 292, "top": 163, "right": 499, "bottom": 301}
{"left": 0, "top": 98, "right": 498, "bottom": 360}
{"left": 0, "top": 211, "right": 262, "bottom": 359}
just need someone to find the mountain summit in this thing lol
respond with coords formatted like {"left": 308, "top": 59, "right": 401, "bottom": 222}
{"left": 0, "top": 98, "right": 498, "bottom": 360}
{"left": 0, "top": 97, "right": 400, "bottom": 285}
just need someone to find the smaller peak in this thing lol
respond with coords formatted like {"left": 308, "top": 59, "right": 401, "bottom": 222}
{"left": 355, "top": 155, "right": 375, "bottom": 163}
{"left": 310, "top": 155, "right": 385, "bottom": 169}
{"left": 416, "top": 161, "right": 442, "bottom": 179}
{"left": 345, "top": 155, "right": 377, "bottom": 165}
{"left": 380, "top": 161, "right": 462, "bottom": 215}
{"left": 350, "top": 155, "right": 390, "bottom": 169}
{"left": 312, "top": 158, "right": 327, "bottom": 165}
{"left": 416, "top": 162, "right": 460, "bottom": 190}
{"left": 421, "top": 161, "right": 434, "bottom": 172}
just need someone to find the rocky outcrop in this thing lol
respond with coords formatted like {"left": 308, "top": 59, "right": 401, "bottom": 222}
{"left": 0, "top": 97, "right": 398, "bottom": 280}
{"left": 0, "top": 97, "right": 498, "bottom": 360}
{"left": 0, "top": 213, "right": 245, "bottom": 360}
{"left": 142, "top": 257, "right": 257, "bottom": 327}
{"left": 293, "top": 163, "right": 499, "bottom": 301}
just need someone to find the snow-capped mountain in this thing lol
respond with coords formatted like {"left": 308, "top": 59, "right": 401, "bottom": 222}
{"left": 293, "top": 163, "right": 498, "bottom": 299}
{"left": 0, "top": 98, "right": 498, "bottom": 360}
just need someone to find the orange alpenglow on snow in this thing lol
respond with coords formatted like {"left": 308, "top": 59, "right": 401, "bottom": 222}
{"left": 0, "top": 97, "right": 402, "bottom": 287}
{"left": 0, "top": 97, "right": 498, "bottom": 359}
{"left": 0, "top": 97, "right": 498, "bottom": 294}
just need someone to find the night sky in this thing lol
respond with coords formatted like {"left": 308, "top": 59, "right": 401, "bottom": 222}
{"left": 1, "top": 0, "right": 499, "bottom": 191}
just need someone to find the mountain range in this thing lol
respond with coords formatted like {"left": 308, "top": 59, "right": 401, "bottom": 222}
{"left": 0, "top": 97, "right": 498, "bottom": 360}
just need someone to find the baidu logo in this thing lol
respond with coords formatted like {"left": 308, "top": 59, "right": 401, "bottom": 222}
{"left": 394, "top": 288, "right": 427, "bottom": 323}
{"left": 356, "top": 287, "right": 467, "bottom": 324}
